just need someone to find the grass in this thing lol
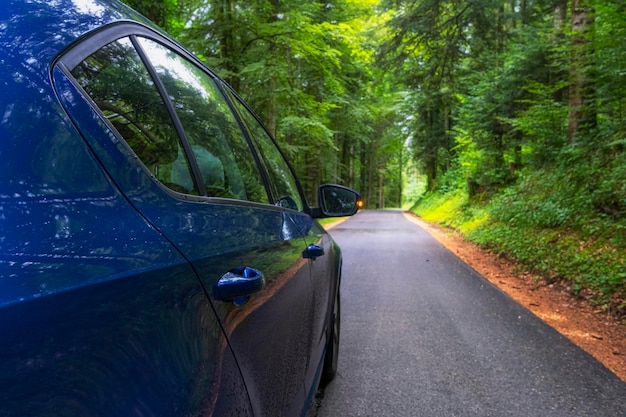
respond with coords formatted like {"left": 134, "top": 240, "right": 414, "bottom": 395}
{"left": 410, "top": 184, "right": 626, "bottom": 320}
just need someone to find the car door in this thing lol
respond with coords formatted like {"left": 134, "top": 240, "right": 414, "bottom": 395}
{"left": 56, "top": 25, "right": 320, "bottom": 417}
{"left": 225, "top": 88, "right": 340, "bottom": 389}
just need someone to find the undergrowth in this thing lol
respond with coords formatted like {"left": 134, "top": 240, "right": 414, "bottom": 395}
{"left": 411, "top": 171, "right": 626, "bottom": 320}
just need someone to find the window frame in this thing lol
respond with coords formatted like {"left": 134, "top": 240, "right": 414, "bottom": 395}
{"left": 55, "top": 21, "right": 277, "bottom": 207}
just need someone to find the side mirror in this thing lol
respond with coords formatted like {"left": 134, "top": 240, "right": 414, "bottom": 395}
{"left": 312, "top": 184, "right": 361, "bottom": 218}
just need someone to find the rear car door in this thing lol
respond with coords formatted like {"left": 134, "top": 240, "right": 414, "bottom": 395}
{"left": 225, "top": 88, "right": 341, "bottom": 389}
{"left": 56, "top": 24, "right": 321, "bottom": 417}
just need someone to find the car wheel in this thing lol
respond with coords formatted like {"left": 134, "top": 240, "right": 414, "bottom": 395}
{"left": 321, "top": 288, "right": 340, "bottom": 386}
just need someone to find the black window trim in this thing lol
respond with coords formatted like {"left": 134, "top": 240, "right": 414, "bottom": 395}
{"left": 213, "top": 81, "right": 277, "bottom": 207}
{"left": 129, "top": 35, "right": 206, "bottom": 196}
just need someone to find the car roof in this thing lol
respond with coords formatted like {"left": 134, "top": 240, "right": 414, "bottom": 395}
{"left": 1, "top": 0, "right": 153, "bottom": 73}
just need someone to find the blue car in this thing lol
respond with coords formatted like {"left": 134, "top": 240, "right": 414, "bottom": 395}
{"left": 0, "top": 1, "right": 359, "bottom": 416}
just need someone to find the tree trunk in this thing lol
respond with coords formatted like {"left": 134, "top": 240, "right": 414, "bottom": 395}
{"left": 349, "top": 141, "right": 355, "bottom": 189}
{"left": 368, "top": 144, "right": 377, "bottom": 207}
{"left": 266, "top": 75, "right": 277, "bottom": 138}
{"left": 264, "top": 0, "right": 282, "bottom": 138}
{"left": 378, "top": 168, "right": 384, "bottom": 208}
{"left": 549, "top": 0, "right": 569, "bottom": 104}
{"left": 398, "top": 142, "right": 403, "bottom": 207}
{"left": 216, "top": 0, "right": 241, "bottom": 91}
{"left": 568, "top": 0, "right": 596, "bottom": 142}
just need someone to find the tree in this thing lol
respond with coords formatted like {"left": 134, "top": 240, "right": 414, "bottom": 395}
{"left": 568, "top": 0, "right": 596, "bottom": 141}
{"left": 378, "top": 0, "right": 504, "bottom": 190}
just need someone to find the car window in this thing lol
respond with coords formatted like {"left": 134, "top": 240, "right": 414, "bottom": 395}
{"left": 226, "top": 89, "right": 303, "bottom": 211}
{"left": 137, "top": 37, "right": 268, "bottom": 203}
{"left": 70, "top": 35, "right": 269, "bottom": 204}
{"left": 70, "top": 37, "right": 199, "bottom": 195}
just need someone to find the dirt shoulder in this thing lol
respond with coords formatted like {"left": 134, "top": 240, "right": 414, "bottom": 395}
{"left": 324, "top": 213, "right": 626, "bottom": 382}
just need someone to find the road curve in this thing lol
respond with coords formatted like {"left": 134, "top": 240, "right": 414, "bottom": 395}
{"left": 315, "top": 210, "right": 626, "bottom": 417}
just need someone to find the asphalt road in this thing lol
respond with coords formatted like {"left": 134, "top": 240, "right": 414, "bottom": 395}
{"left": 315, "top": 210, "right": 626, "bottom": 417}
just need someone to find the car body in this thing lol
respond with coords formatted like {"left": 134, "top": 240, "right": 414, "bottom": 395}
{"left": 0, "top": 1, "right": 359, "bottom": 416}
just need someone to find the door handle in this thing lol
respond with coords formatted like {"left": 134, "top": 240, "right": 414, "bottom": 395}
{"left": 215, "top": 266, "right": 265, "bottom": 305}
{"left": 302, "top": 243, "right": 324, "bottom": 260}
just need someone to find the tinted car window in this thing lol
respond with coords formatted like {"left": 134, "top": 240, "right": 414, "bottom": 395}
{"left": 137, "top": 37, "right": 268, "bottom": 203}
{"left": 71, "top": 37, "right": 198, "bottom": 195}
{"left": 227, "top": 89, "right": 303, "bottom": 211}
{"left": 71, "top": 36, "right": 269, "bottom": 203}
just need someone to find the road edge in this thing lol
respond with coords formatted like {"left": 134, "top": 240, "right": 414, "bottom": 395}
{"left": 401, "top": 211, "right": 626, "bottom": 383}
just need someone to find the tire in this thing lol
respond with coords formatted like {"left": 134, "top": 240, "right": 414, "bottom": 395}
{"left": 321, "top": 288, "right": 340, "bottom": 386}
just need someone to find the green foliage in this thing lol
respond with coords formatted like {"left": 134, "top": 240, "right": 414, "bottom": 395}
{"left": 490, "top": 173, "right": 577, "bottom": 229}
{"left": 412, "top": 189, "right": 469, "bottom": 227}
{"left": 121, "top": 0, "right": 188, "bottom": 34}
{"left": 506, "top": 80, "right": 569, "bottom": 167}
{"left": 402, "top": 168, "right": 427, "bottom": 209}
{"left": 413, "top": 182, "right": 626, "bottom": 315}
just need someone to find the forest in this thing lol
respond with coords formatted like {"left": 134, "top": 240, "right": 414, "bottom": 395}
{"left": 121, "top": 0, "right": 625, "bottom": 319}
